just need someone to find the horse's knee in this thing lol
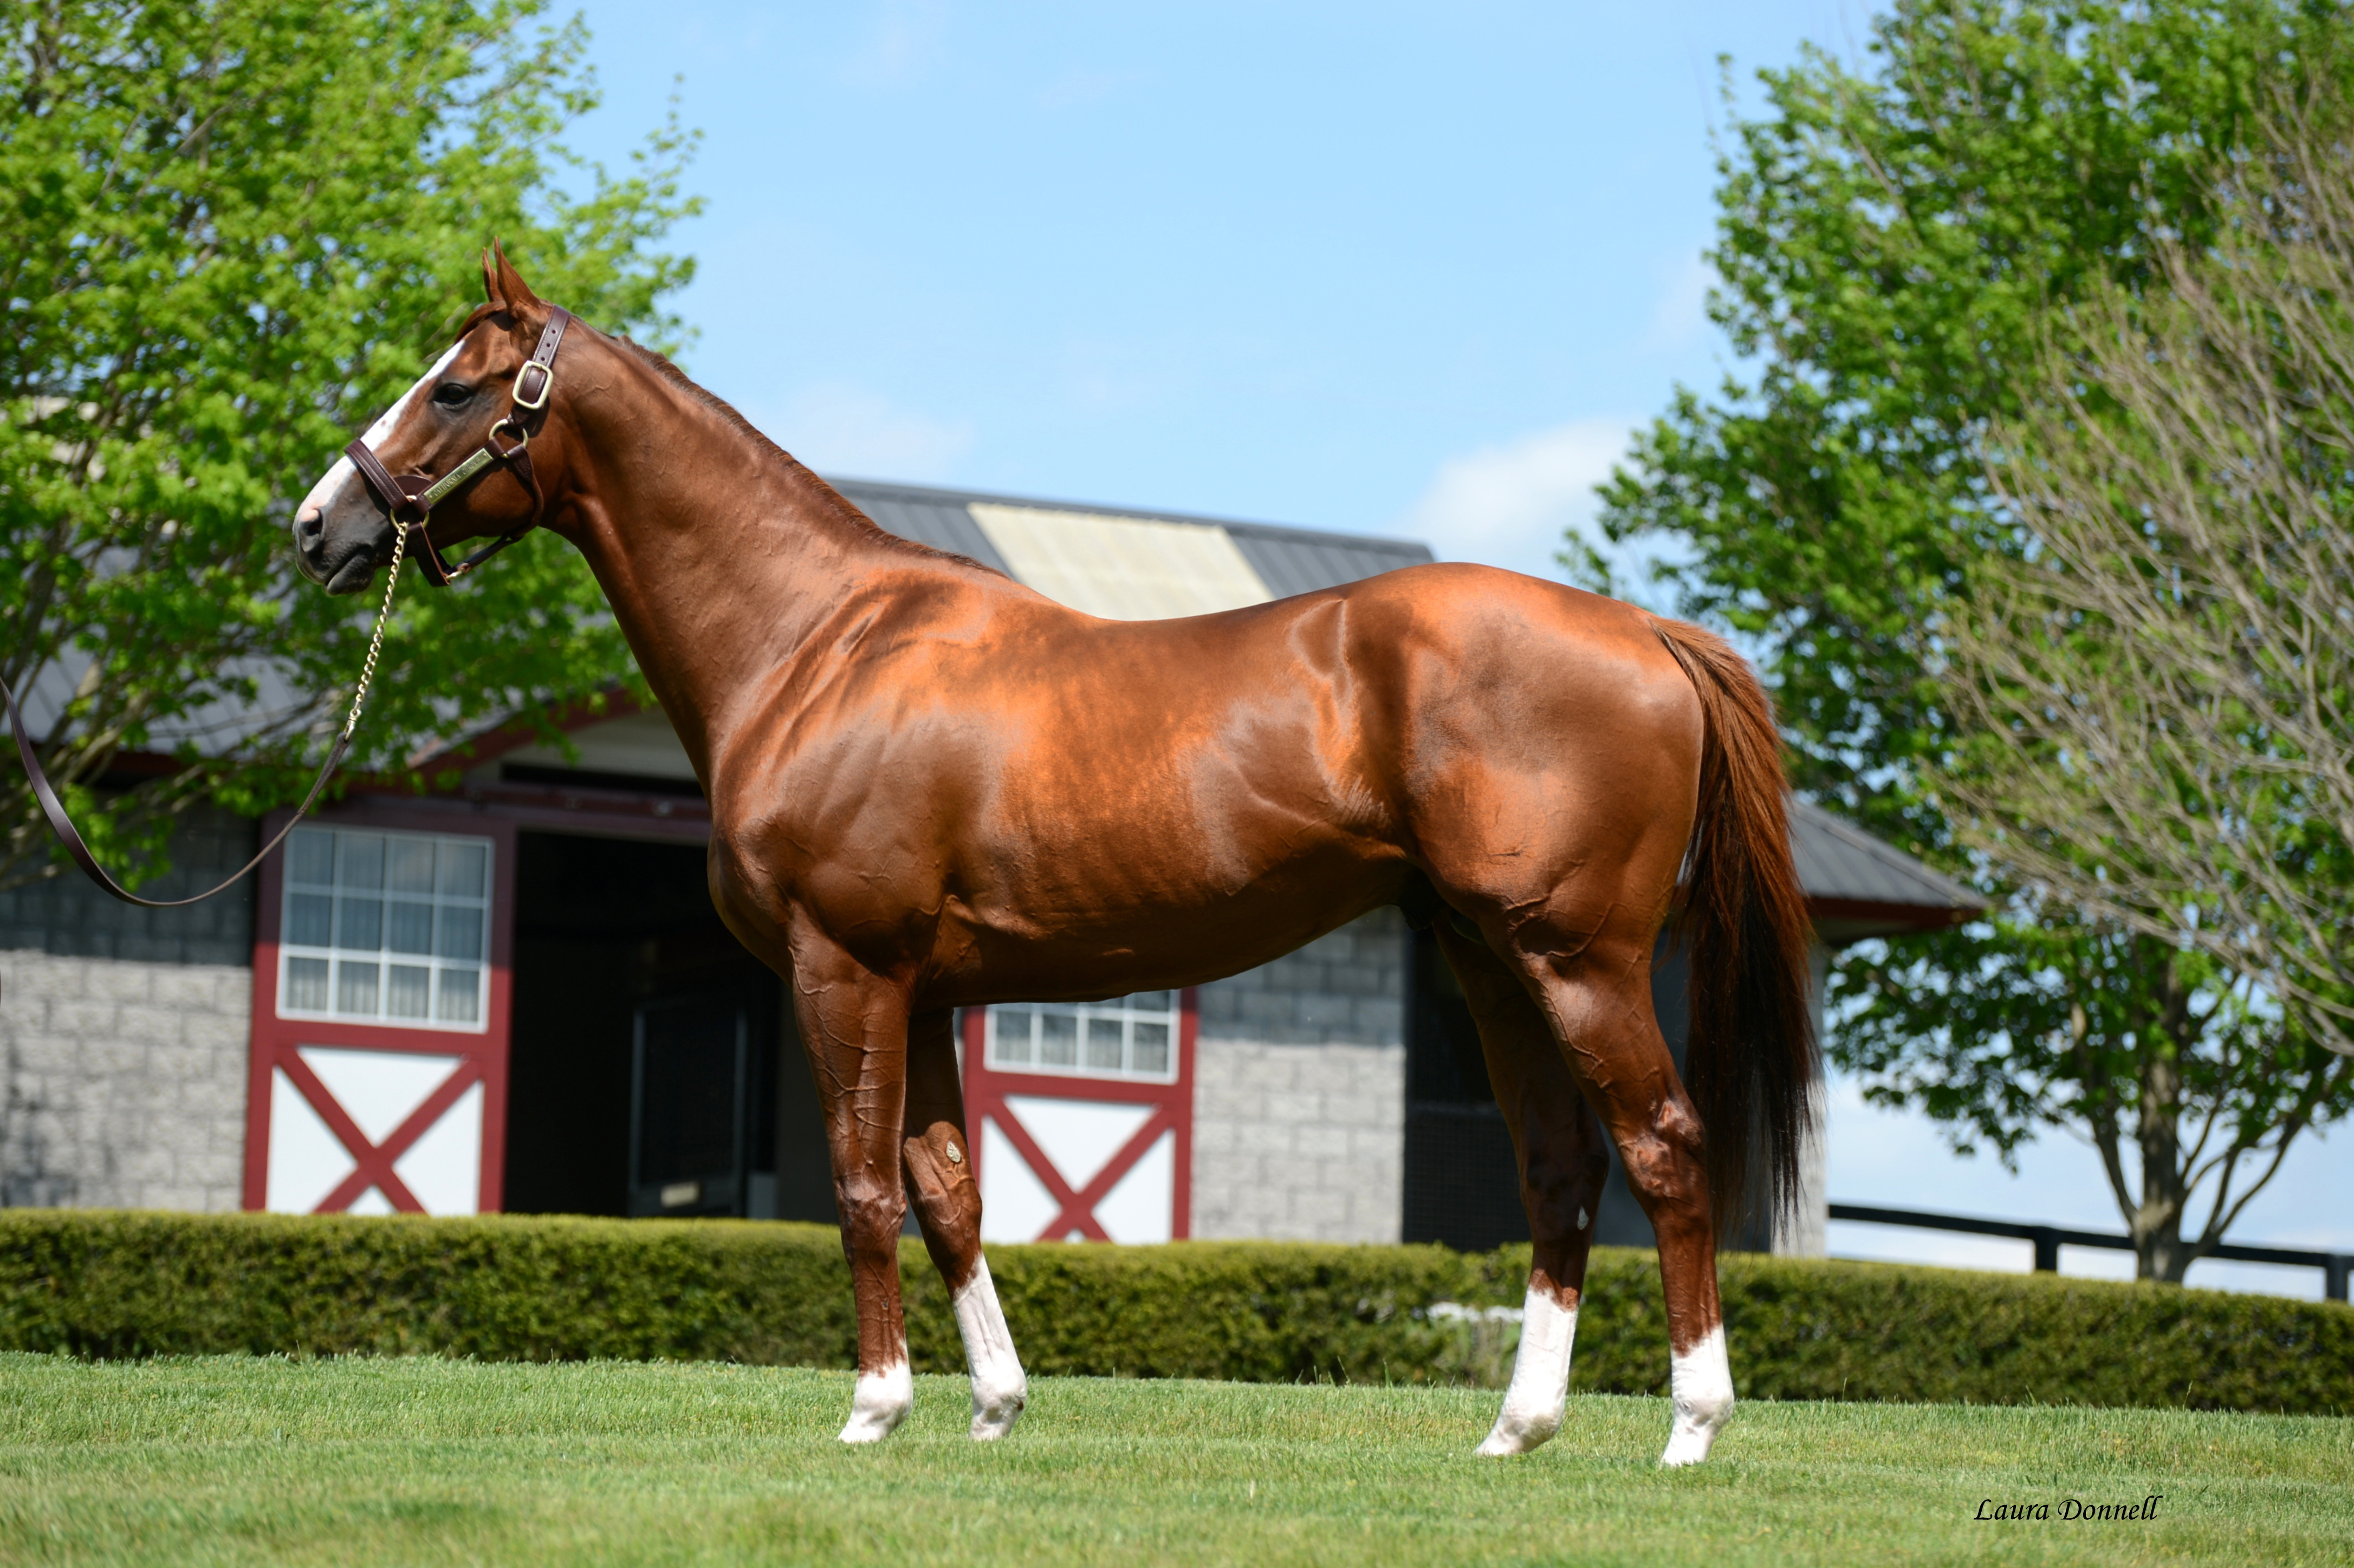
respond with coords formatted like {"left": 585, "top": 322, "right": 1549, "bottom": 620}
{"left": 835, "top": 1171, "right": 906, "bottom": 1253}
{"left": 1523, "top": 1137, "right": 1609, "bottom": 1240}
{"left": 1556, "top": 1140, "right": 1610, "bottom": 1201}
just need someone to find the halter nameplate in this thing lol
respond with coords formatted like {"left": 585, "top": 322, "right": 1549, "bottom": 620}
{"left": 418, "top": 445, "right": 496, "bottom": 509}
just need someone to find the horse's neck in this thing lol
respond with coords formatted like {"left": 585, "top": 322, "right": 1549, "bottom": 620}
{"left": 556, "top": 340, "right": 924, "bottom": 780}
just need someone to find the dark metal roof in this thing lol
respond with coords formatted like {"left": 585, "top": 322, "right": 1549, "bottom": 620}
{"left": 827, "top": 479, "right": 1013, "bottom": 574}
{"left": 1791, "top": 800, "right": 1982, "bottom": 942}
{"left": 1225, "top": 529, "right": 1433, "bottom": 598}
{"left": 827, "top": 476, "right": 1432, "bottom": 596}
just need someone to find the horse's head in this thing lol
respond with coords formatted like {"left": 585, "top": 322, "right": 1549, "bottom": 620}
{"left": 294, "top": 246, "right": 574, "bottom": 594}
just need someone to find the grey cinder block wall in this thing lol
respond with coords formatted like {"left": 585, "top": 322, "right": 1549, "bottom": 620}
{"left": 0, "top": 809, "right": 255, "bottom": 1211}
{"left": 1190, "top": 907, "right": 1408, "bottom": 1244}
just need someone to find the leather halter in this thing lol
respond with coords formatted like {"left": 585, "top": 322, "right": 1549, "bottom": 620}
{"left": 343, "top": 305, "right": 573, "bottom": 586}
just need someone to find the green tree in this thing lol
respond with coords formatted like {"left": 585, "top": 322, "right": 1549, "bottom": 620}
{"left": 1903, "top": 90, "right": 2354, "bottom": 1277}
{"left": 0, "top": 0, "right": 698, "bottom": 892}
{"left": 1836, "top": 910, "right": 2347, "bottom": 1281}
{"left": 1951, "top": 87, "right": 2354, "bottom": 1059}
{"left": 1587, "top": 0, "right": 2354, "bottom": 1277}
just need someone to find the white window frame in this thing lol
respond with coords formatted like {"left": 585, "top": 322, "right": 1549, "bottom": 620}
{"left": 982, "top": 993, "right": 1182, "bottom": 1084}
{"left": 275, "top": 826, "right": 494, "bottom": 1034}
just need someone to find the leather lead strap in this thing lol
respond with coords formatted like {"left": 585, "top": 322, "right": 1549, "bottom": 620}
{"left": 1, "top": 676, "right": 351, "bottom": 909}
{"left": 4, "top": 499, "right": 414, "bottom": 908}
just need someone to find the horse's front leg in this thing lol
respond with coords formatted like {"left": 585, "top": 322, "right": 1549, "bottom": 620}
{"left": 903, "top": 1006, "right": 1027, "bottom": 1439}
{"left": 791, "top": 935, "right": 918, "bottom": 1443}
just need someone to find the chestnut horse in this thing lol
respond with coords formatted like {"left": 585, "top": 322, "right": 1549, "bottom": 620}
{"left": 294, "top": 252, "right": 1814, "bottom": 1466}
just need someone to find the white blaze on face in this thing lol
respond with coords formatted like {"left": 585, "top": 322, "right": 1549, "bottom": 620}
{"left": 1659, "top": 1323, "right": 1735, "bottom": 1467}
{"left": 296, "top": 339, "right": 468, "bottom": 521}
{"left": 1475, "top": 1285, "right": 1579, "bottom": 1457}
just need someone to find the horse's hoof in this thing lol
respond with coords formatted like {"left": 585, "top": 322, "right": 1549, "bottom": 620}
{"left": 838, "top": 1364, "right": 912, "bottom": 1445}
{"left": 1657, "top": 1428, "right": 1714, "bottom": 1467}
{"left": 1659, "top": 1328, "right": 1733, "bottom": 1466}
{"left": 1475, "top": 1408, "right": 1560, "bottom": 1457}
{"left": 969, "top": 1378, "right": 1027, "bottom": 1441}
{"left": 1657, "top": 1399, "right": 1732, "bottom": 1467}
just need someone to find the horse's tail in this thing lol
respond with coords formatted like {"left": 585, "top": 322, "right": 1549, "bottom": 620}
{"left": 1648, "top": 615, "right": 1818, "bottom": 1235}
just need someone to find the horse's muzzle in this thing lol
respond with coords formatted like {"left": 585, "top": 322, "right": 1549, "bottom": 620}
{"left": 291, "top": 510, "right": 330, "bottom": 585}
{"left": 293, "top": 506, "right": 388, "bottom": 595}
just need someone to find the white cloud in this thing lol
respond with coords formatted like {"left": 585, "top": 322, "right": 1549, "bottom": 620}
{"left": 747, "top": 383, "right": 975, "bottom": 480}
{"left": 1399, "top": 417, "right": 1635, "bottom": 582}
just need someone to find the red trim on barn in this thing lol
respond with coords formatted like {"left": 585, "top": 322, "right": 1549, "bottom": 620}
{"left": 241, "top": 802, "right": 519, "bottom": 1214}
{"left": 401, "top": 685, "right": 652, "bottom": 776}
{"left": 959, "top": 989, "right": 1197, "bottom": 1241}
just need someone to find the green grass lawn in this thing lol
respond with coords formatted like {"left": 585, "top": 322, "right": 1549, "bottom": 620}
{"left": 0, "top": 1354, "right": 2346, "bottom": 1567}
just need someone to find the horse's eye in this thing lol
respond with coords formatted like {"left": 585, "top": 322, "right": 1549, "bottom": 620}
{"left": 432, "top": 383, "right": 473, "bottom": 408}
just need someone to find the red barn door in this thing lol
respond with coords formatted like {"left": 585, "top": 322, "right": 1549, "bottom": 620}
{"left": 960, "top": 990, "right": 1195, "bottom": 1243}
{"left": 243, "top": 808, "right": 516, "bottom": 1215}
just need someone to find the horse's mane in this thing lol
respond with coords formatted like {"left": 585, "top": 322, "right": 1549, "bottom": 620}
{"left": 611, "top": 337, "right": 1002, "bottom": 577}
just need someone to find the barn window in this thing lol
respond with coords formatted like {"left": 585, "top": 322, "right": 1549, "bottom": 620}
{"left": 277, "top": 828, "right": 492, "bottom": 1032}
{"left": 983, "top": 993, "right": 1179, "bottom": 1082}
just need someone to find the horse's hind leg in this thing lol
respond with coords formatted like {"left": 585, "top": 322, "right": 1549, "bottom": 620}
{"left": 1525, "top": 954, "right": 1733, "bottom": 1467}
{"left": 902, "top": 1006, "right": 1028, "bottom": 1439}
{"left": 1434, "top": 923, "right": 1610, "bottom": 1457}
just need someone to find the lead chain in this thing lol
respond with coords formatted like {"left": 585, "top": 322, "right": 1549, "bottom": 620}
{"left": 341, "top": 523, "right": 407, "bottom": 740}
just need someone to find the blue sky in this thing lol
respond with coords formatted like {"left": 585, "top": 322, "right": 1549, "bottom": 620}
{"left": 559, "top": 0, "right": 1862, "bottom": 577}
{"left": 562, "top": 1, "right": 2351, "bottom": 1285}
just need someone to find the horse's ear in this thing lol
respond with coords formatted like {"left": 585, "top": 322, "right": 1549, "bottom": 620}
{"left": 487, "top": 239, "right": 546, "bottom": 317}
{"left": 481, "top": 245, "right": 509, "bottom": 314}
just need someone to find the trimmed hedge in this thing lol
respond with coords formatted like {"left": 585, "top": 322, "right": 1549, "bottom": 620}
{"left": 2, "top": 1211, "right": 2347, "bottom": 1414}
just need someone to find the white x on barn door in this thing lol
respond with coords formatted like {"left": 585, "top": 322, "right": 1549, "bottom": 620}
{"left": 959, "top": 992, "right": 1196, "bottom": 1244}
{"left": 263, "top": 1044, "right": 485, "bottom": 1214}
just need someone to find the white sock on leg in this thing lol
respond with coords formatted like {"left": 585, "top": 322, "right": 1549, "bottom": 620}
{"left": 1476, "top": 1285, "right": 1579, "bottom": 1457}
{"left": 1658, "top": 1324, "right": 1733, "bottom": 1466}
{"left": 838, "top": 1348, "right": 913, "bottom": 1445}
{"left": 951, "top": 1256, "right": 1028, "bottom": 1440}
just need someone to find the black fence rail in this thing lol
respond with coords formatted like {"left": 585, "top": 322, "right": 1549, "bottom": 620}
{"left": 1827, "top": 1201, "right": 2351, "bottom": 1303}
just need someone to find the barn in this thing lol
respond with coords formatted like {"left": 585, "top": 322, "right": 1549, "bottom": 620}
{"left": 0, "top": 478, "right": 1975, "bottom": 1254}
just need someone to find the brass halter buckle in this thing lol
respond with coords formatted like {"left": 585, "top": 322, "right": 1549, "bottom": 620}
{"left": 341, "top": 305, "right": 573, "bottom": 588}
{"left": 511, "top": 360, "right": 554, "bottom": 411}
